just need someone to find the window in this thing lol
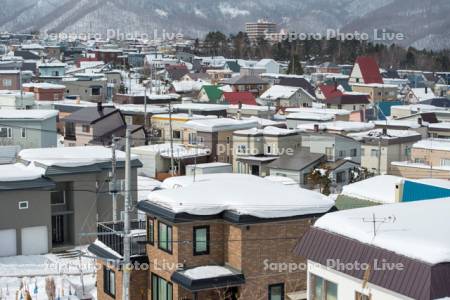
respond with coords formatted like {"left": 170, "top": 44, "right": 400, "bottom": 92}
{"left": 20, "top": 128, "right": 26, "bottom": 138}
{"left": 310, "top": 274, "right": 337, "bottom": 300}
{"left": 441, "top": 159, "right": 450, "bottom": 167}
{"left": 370, "top": 149, "right": 379, "bottom": 157}
{"left": 0, "top": 127, "right": 12, "bottom": 138}
{"left": 51, "top": 190, "right": 66, "bottom": 205}
{"left": 193, "top": 226, "right": 210, "bottom": 255}
{"left": 103, "top": 266, "right": 116, "bottom": 298}
{"left": 147, "top": 217, "right": 154, "bottom": 245}
{"left": 188, "top": 132, "right": 197, "bottom": 145}
{"left": 2, "top": 79, "right": 12, "bottom": 87}
{"left": 336, "top": 171, "right": 346, "bottom": 184}
{"left": 325, "top": 147, "right": 333, "bottom": 160}
{"left": 158, "top": 221, "right": 172, "bottom": 253}
{"left": 338, "top": 150, "right": 346, "bottom": 158}
{"left": 237, "top": 144, "right": 247, "bottom": 154}
{"left": 268, "top": 283, "right": 284, "bottom": 300}
{"left": 361, "top": 148, "right": 365, "bottom": 156}
{"left": 350, "top": 148, "right": 357, "bottom": 157}
{"left": 81, "top": 125, "right": 91, "bottom": 133}
{"left": 151, "top": 274, "right": 173, "bottom": 300}
{"left": 266, "top": 145, "right": 272, "bottom": 154}
{"left": 18, "top": 201, "right": 29, "bottom": 210}
{"left": 91, "top": 86, "right": 101, "bottom": 96}
{"left": 355, "top": 292, "right": 370, "bottom": 300}
{"left": 172, "top": 130, "right": 181, "bottom": 139}
{"left": 198, "top": 136, "right": 204, "bottom": 146}
{"left": 226, "top": 136, "right": 231, "bottom": 144}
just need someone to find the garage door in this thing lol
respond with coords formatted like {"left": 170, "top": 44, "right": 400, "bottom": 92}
{"left": 21, "top": 226, "right": 48, "bottom": 255}
{"left": 0, "top": 229, "right": 17, "bottom": 257}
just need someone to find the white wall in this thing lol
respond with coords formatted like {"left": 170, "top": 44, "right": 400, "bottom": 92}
{"left": 307, "top": 261, "right": 413, "bottom": 300}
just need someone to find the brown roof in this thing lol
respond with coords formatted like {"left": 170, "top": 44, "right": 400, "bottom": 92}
{"left": 295, "top": 227, "right": 450, "bottom": 300}
{"left": 325, "top": 94, "right": 370, "bottom": 105}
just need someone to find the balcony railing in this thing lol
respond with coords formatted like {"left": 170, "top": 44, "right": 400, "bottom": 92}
{"left": 97, "top": 220, "right": 147, "bottom": 257}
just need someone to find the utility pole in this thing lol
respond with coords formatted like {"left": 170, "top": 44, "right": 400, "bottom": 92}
{"left": 19, "top": 69, "right": 23, "bottom": 109}
{"left": 144, "top": 81, "right": 148, "bottom": 128}
{"left": 168, "top": 100, "right": 175, "bottom": 175}
{"left": 122, "top": 129, "right": 132, "bottom": 300}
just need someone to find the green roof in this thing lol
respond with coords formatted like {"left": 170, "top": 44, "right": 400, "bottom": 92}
{"left": 202, "top": 85, "right": 223, "bottom": 104}
{"left": 226, "top": 61, "right": 241, "bottom": 73}
{"left": 335, "top": 195, "right": 380, "bottom": 210}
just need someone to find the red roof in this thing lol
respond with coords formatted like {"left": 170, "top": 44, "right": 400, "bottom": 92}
{"left": 318, "top": 84, "right": 344, "bottom": 100}
{"left": 354, "top": 56, "right": 383, "bottom": 84}
{"left": 222, "top": 92, "right": 257, "bottom": 105}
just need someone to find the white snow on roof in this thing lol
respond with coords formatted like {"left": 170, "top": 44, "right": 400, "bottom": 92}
{"left": 341, "top": 175, "right": 403, "bottom": 203}
{"left": 287, "top": 112, "right": 334, "bottom": 121}
{"left": 349, "top": 128, "right": 421, "bottom": 140}
{"left": 172, "top": 80, "right": 205, "bottom": 92}
{"left": 429, "top": 123, "right": 450, "bottom": 130}
{"left": 133, "top": 144, "right": 210, "bottom": 159}
{"left": 298, "top": 121, "right": 374, "bottom": 132}
{"left": 392, "top": 104, "right": 444, "bottom": 112}
{"left": 372, "top": 120, "right": 422, "bottom": 129}
{"left": 153, "top": 113, "right": 217, "bottom": 120}
{"left": 228, "top": 104, "right": 274, "bottom": 111}
{"left": 138, "top": 176, "right": 161, "bottom": 202}
{"left": 411, "top": 88, "right": 436, "bottom": 101}
{"left": 184, "top": 118, "right": 258, "bottom": 132}
{"left": 149, "top": 173, "right": 334, "bottom": 218}
{"left": 173, "top": 103, "right": 229, "bottom": 111}
{"left": 314, "top": 198, "right": 450, "bottom": 264}
{"left": 19, "top": 146, "right": 135, "bottom": 167}
{"left": 244, "top": 116, "right": 285, "bottom": 127}
{"left": 286, "top": 107, "right": 350, "bottom": 116}
{"left": 413, "top": 139, "right": 450, "bottom": 151}
{"left": 264, "top": 175, "right": 298, "bottom": 185}
{"left": 0, "top": 163, "right": 44, "bottom": 182}
{"left": 0, "top": 109, "right": 58, "bottom": 120}
{"left": 260, "top": 85, "right": 299, "bottom": 100}
{"left": 182, "top": 266, "right": 234, "bottom": 280}
{"left": 23, "top": 82, "right": 65, "bottom": 89}
{"left": 391, "top": 161, "right": 450, "bottom": 171}
{"left": 234, "top": 126, "right": 299, "bottom": 136}
{"left": 115, "top": 104, "right": 168, "bottom": 114}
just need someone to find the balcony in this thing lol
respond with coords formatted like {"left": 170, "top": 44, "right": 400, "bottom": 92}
{"left": 97, "top": 220, "right": 147, "bottom": 257}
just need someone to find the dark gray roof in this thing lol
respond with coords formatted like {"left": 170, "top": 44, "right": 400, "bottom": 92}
{"left": 279, "top": 77, "right": 315, "bottom": 96}
{"left": 267, "top": 151, "right": 326, "bottom": 171}
{"left": 295, "top": 227, "right": 450, "bottom": 300}
{"left": 0, "top": 178, "right": 55, "bottom": 191}
{"left": 64, "top": 107, "right": 120, "bottom": 124}
{"left": 226, "top": 75, "right": 268, "bottom": 85}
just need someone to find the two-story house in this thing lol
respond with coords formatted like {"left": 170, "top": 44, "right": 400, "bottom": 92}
{"left": 90, "top": 173, "right": 335, "bottom": 300}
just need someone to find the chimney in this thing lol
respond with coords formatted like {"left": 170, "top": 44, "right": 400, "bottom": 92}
{"left": 314, "top": 124, "right": 320, "bottom": 132}
{"left": 382, "top": 127, "right": 387, "bottom": 136}
{"left": 425, "top": 86, "right": 428, "bottom": 94}
{"left": 418, "top": 117, "right": 423, "bottom": 126}
{"left": 333, "top": 78, "right": 338, "bottom": 91}
{"left": 97, "top": 101, "right": 103, "bottom": 112}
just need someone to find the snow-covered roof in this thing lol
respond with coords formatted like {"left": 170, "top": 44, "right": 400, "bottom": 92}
{"left": 413, "top": 139, "right": 450, "bottom": 151}
{"left": 152, "top": 113, "right": 217, "bottom": 120}
{"left": 132, "top": 144, "right": 210, "bottom": 159}
{"left": 0, "top": 109, "right": 58, "bottom": 120}
{"left": 19, "top": 146, "right": 135, "bottom": 167}
{"left": 314, "top": 198, "right": 450, "bottom": 264}
{"left": 149, "top": 173, "right": 334, "bottom": 218}
{"left": 115, "top": 104, "right": 168, "bottom": 114}
{"left": 298, "top": 121, "right": 375, "bottom": 133}
{"left": 264, "top": 175, "right": 298, "bottom": 185}
{"left": 173, "top": 103, "right": 229, "bottom": 111}
{"left": 172, "top": 80, "right": 205, "bottom": 93}
{"left": 138, "top": 176, "right": 161, "bottom": 202}
{"left": 287, "top": 112, "right": 335, "bottom": 121}
{"left": 429, "top": 123, "right": 450, "bottom": 130}
{"left": 182, "top": 266, "right": 235, "bottom": 280}
{"left": 341, "top": 175, "right": 403, "bottom": 203}
{"left": 234, "top": 126, "right": 299, "bottom": 136}
{"left": 183, "top": 118, "right": 258, "bottom": 132}
{"left": 349, "top": 128, "right": 422, "bottom": 140}
{"left": 260, "top": 85, "right": 300, "bottom": 100}
{"left": 372, "top": 120, "right": 422, "bottom": 129}
{"left": 0, "top": 163, "right": 44, "bottom": 182}
{"left": 286, "top": 107, "right": 350, "bottom": 116}
{"left": 411, "top": 88, "right": 436, "bottom": 101}
{"left": 23, "top": 82, "right": 66, "bottom": 89}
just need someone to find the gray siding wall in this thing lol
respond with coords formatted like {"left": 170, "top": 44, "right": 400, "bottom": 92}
{"left": 0, "top": 118, "right": 57, "bottom": 149}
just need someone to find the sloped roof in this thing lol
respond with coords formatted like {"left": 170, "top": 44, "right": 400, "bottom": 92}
{"left": 325, "top": 94, "right": 370, "bottom": 105}
{"left": 354, "top": 56, "right": 383, "bottom": 84}
{"left": 279, "top": 77, "right": 315, "bottom": 96}
{"left": 318, "top": 84, "right": 344, "bottom": 100}
{"left": 222, "top": 91, "right": 257, "bottom": 105}
{"left": 226, "top": 75, "right": 268, "bottom": 85}
{"left": 201, "top": 85, "right": 223, "bottom": 103}
{"left": 64, "top": 107, "right": 120, "bottom": 124}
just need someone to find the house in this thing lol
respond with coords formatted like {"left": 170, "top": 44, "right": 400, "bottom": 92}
{"left": 372, "top": 119, "right": 428, "bottom": 138}
{"left": 197, "top": 85, "right": 223, "bottom": 103}
{"left": 279, "top": 77, "right": 316, "bottom": 97}
{"left": 285, "top": 107, "right": 351, "bottom": 122}
{"left": 226, "top": 104, "right": 276, "bottom": 119}
{"left": 0, "top": 90, "right": 35, "bottom": 110}
{"left": 63, "top": 102, "right": 146, "bottom": 147}
{"left": 349, "top": 56, "right": 384, "bottom": 85}
{"left": 325, "top": 94, "right": 370, "bottom": 121}
{"left": 37, "top": 60, "right": 66, "bottom": 78}
{"left": 91, "top": 173, "right": 334, "bottom": 300}
{"left": 259, "top": 85, "right": 315, "bottom": 108}
{"left": 267, "top": 151, "right": 327, "bottom": 187}
{"left": 0, "top": 70, "right": 20, "bottom": 90}
{"left": 349, "top": 128, "right": 422, "bottom": 175}
{"left": 316, "top": 62, "right": 341, "bottom": 74}
{"left": 225, "top": 75, "right": 269, "bottom": 96}
{"left": 92, "top": 49, "right": 124, "bottom": 65}
{"left": 13, "top": 146, "right": 142, "bottom": 254}
{"left": 63, "top": 74, "right": 108, "bottom": 102}
{"left": 295, "top": 199, "right": 450, "bottom": 300}
{"left": 297, "top": 121, "right": 375, "bottom": 136}
{"left": 0, "top": 109, "right": 58, "bottom": 149}
{"left": 165, "top": 65, "right": 189, "bottom": 81}
{"left": 315, "top": 84, "right": 343, "bottom": 101}
{"left": 233, "top": 126, "right": 302, "bottom": 176}
{"left": 221, "top": 91, "right": 257, "bottom": 105}
{"left": 391, "top": 139, "right": 450, "bottom": 179}
{"left": 206, "top": 69, "right": 233, "bottom": 84}
{"left": 131, "top": 144, "right": 210, "bottom": 180}
{"left": 23, "top": 82, "right": 66, "bottom": 101}
{"left": 173, "top": 103, "right": 228, "bottom": 118}
{"left": 286, "top": 112, "right": 335, "bottom": 129}
{"left": 404, "top": 87, "right": 436, "bottom": 103}
{"left": 351, "top": 83, "right": 398, "bottom": 102}
{"left": 428, "top": 122, "right": 450, "bottom": 139}
{"left": 323, "top": 159, "right": 362, "bottom": 189}
{"left": 182, "top": 118, "right": 258, "bottom": 163}
{"left": 254, "top": 59, "right": 280, "bottom": 74}
{"left": 150, "top": 113, "right": 217, "bottom": 144}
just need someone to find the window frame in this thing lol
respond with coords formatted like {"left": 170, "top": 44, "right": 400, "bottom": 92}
{"left": 151, "top": 273, "right": 173, "bottom": 300}
{"left": 81, "top": 125, "right": 91, "bottom": 133}
{"left": 20, "top": 128, "right": 26, "bottom": 138}
{"left": 18, "top": 201, "right": 29, "bottom": 210}
{"left": 147, "top": 217, "right": 154, "bottom": 245}
{"left": 268, "top": 283, "right": 285, "bottom": 300}
{"left": 103, "top": 266, "right": 116, "bottom": 298}
{"left": 0, "top": 127, "right": 12, "bottom": 138}
{"left": 158, "top": 221, "right": 173, "bottom": 254}
{"left": 193, "top": 225, "right": 210, "bottom": 256}
{"left": 172, "top": 130, "right": 181, "bottom": 139}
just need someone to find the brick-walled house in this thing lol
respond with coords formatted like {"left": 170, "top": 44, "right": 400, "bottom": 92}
{"left": 23, "top": 82, "right": 66, "bottom": 101}
{"left": 89, "top": 173, "right": 335, "bottom": 300}
{"left": 0, "top": 70, "right": 20, "bottom": 90}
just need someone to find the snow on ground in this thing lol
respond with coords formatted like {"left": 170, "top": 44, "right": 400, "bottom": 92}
{"left": 150, "top": 173, "right": 334, "bottom": 218}
{"left": 314, "top": 198, "right": 450, "bottom": 264}
{"left": 0, "top": 246, "right": 97, "bottom": 299}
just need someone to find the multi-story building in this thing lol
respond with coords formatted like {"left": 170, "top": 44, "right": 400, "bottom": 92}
{"left": 245, "top": 19, "right": 277, "bottom": 42}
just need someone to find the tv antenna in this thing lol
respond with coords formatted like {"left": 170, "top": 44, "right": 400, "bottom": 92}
{"left": 362, "top": 214, "right": 396, "bottom": 237}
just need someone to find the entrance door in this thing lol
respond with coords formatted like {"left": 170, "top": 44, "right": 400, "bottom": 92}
{"left": 52, "top": 215, "right": 64, "bottom": 244}
{"left": 251, "top": 165, "right": 260, "bottom": 176}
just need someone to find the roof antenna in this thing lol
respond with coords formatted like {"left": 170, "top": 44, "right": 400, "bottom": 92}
{"left": 362, "top": 213, "right": 396, "bottom": 238}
